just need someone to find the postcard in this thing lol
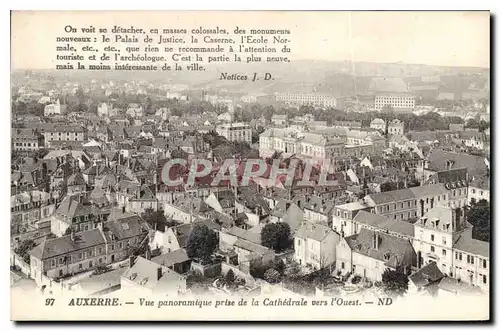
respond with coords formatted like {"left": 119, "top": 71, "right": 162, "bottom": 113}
{"left": 10, "top": 10, "right": 490, "bottom": 321}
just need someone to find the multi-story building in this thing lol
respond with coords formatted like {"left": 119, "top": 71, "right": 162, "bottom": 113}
{"left": 413, "top": 206, "right": 489, "bottom": 292}
{"left": 44, "top": 99, "right": 67, "bottom": 116}
{"left": 41, "top": 125, "right": 87, "bottom": 147}
{"left": 468, "top": 178, "right": 490, "bottom": 203}
{"left": 259, "top": 128, "right": 346, "bottom": 160}
{"left": 50, "top": 196, "right": 107, "bottom": 237}
{"left": 12, "top": 128, "right": 44, "bottom": 151}
{"left": 374, "top": 93, "right": 415, "bottom": 111}
{"left": 370, "top": 118, "right": 386, "bottom": 131}
{"left": 294, "top": 221, "right": 340, "bottom": 271}
{"left": 388, "top": 119, "right": 405, "bottom": 135}
{"left": 336, "top": 228, "right": 416, "bottom": 281}
{"left": 215, "top": 122, "right": 252, "bottom": 143}
{"left": 29, "top": 217, "right": 149, "bottom": 283}
{"left": 331, "top": 183, "right": 453, "bottom": 235}
{"left": 275, "top": 93, "right": 337, "bottom": 108}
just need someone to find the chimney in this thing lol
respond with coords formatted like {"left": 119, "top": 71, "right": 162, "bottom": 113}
{"left": 372, "top": 232, "right": 380, "bottom": 250}
{"left": 157, "top": 267, "right": 163, "bottom": 280}
{"left": 129, "top": 255, "right": 135, "bottom": 267}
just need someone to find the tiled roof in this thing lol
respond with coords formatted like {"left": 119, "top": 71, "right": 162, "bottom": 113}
{"left": 151, "top": 248, "right": 190, "bottom": 267}
{"left": 353, "top": 211, "right": 414, "bottom": 237}
{"left": 409, "top": 262, "right": 444, "bottom": 287}
{"left": 295, "top": 221, "right": 337, "bottom": 242}
{"left": 29, "top": 229, "right": 106, "bottom": 260}
{"left": 345, "top": 228, "right": 415, "bottom": 268}
{"left": 453, "top": 232, "right": 489, "bottom": 258}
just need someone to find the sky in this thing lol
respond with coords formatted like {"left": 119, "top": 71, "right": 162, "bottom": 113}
{"left": 11, "top": 11, "right": 490, "bottom": 69}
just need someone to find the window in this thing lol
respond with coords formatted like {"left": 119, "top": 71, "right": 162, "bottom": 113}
{"left": 471, "top": 256, "right": 474, "bottom": 264}
{"left": 98, "top": 247, "right": 103, "bottom": 254}
{"left": 442, "top": 249, "right": 446, "bottom": 256}
{"left": 431, "top": 234, "right": 434, "bottom": 242}
{"left": 341, "top": 262, "right": 345, "bottom": 269}
{"left": 119, "top": 242, "right": 123, "bottom": 249}
{"left": 78, "top": 263, "right": 82, "bottom": 269}
{"left": 59, "top": 257, "right": 63, "bottom": 265}
{"left": 455, "top": 252, "right": 459, "bottom": 259}
{"left": 431, "top": 246, "right": 435, "bottom": 253}
{"left": 89, "top": 261, "right": 93, "bottom": 268}
{"left": 51, "top": 259, "right": 56, "bottom": 267}
{"left": 459, "top": 253, "right": 463, "bottom": 261}
{"left": 111, "top": 244, "right": 114, "bottom": 250}
{"left": 297, "top": 239, "right": 301, "bottom": 246}
{"left": 483, "top": 275, "right": 487, "bottom": 284}
{"left": 483, "top": 259, "right": 487, "bottom": 268}
{"left": 472, "top": 189, "right": 476, "bottom": 194}
{"left": 442, "top": 237, "right": 447, "bottom": 245}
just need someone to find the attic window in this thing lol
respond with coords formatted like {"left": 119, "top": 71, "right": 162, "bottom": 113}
{"left": 140, "top": 277, "right": 149, "bottom": 285}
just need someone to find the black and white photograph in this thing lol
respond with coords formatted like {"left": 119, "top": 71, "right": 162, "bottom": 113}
{"left": 9, "top": 10, "right": 491, "bottom": 321}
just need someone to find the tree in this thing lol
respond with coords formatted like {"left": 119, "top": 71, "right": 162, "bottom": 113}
{"left": 141, "top": 208, "right": 170, "bottom": 232}
{"left": 186, "top": 224, "right": 218, "bottom": 263}
{"left": 261, "top": 222, "right": 292, "bottom": 252}
{"left": 264, "top": 268, "right": 282, "bottom": 284}
{"left": 466, "top": 199, "right": 490, "bottom": 242}
{"left": 225, "top": 269, "right": 235, "bottom": 284}
{"left": 381, "top": 269, "right": 409, "bottom": 297}
{"left": 14, "top": 239, "right": 35, "bottom": 264}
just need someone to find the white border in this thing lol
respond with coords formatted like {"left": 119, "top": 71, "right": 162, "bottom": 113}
{"left": 3, "top": 1, "right": 497, "bottom": 330}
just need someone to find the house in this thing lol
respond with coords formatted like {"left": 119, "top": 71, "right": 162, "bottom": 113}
{"left": 336, "top": 228, "right": 417, "bottom": 282}
{"left": 44, "top": 99, "right": 67, "bottom": 116}
{"left": 294, "top": 221, "right": 340, "bottom": 271}
{"left": 370, "top": 118, "right": 386, "bottom": 131}
{"left": 151, "top": 248, "right": 191, "bottom": 274}
{"left": 50, "top": 196, "right": 100, "bottom": 237}
{"left": 388, "top": 119, "right": 405, "bottom": 135}
{"left": 128, "top": 185, "right": 158, "bottom": 214}
{"left": 66, "top": 173, "right": 87, "bottom": 196}
{"left": 12, "top": 128, "right": 44, "bottom": 151}
{"left": 408, "top": 262, "right": 444, "bottom": 297}
{"left": 468, "top": 177, "right": 490, "bottom": 203}
{"left": 72, "top": 267, "right": 126, "bottom": 296}
{"left": 270, "top": 114, "right": 288, "bottom": 126}
{"left": 150, "top": 220, "right": 220, "bottom": 254}
{"left": 121, "top": 256, "right": 186, "bottom": 296}
{"left": 29, "top": 228, "right": 107, "bottom": 282}
{"left": 412, "top": 205, "right": 489, "bottom": 292}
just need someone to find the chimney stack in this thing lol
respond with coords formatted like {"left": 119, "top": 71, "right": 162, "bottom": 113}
{"left": 373, "top": 232, "right": 380, "bottom": 250}
{"left": 157, "top": 267, "right": 163, "bottom": 280}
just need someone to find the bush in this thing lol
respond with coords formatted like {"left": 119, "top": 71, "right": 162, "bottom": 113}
{"left": 264, "top": 268, "right": 282, "bottom": 284}
{"left": 352, "top": 275, "right": 362, "bottom": 284}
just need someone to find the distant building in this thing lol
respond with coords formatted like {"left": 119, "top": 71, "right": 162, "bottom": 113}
{"left": 270, "top": 114, "right": 288, "bottom": 126}
{"left": 276, "top": 92, "right": 337, "bottom": 108}
{"left": 374, "top": 94, "right": 415, "bottom": 111}
{"left": 44, "top": 99, "right": 67, "bottom": 116}
{"left": 388, "top": 119, "right": 405, "bottom": 135}
{"left": 216, "top": 122, "right": 252, "bottom": 143}
{"left": 12, "top": 128, "right": 44, "bottom": 151}
{"left": 370, "top": 118, "right": 386, "bottom": 131}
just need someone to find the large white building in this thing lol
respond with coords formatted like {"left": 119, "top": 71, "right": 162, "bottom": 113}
{"left": 374, "top": 94, "right": 415, "bottom": 111}
{"left": 259, "top": 128, "right": 345, "bottom": 160}
{"left": 413, "top": 206, "right": 489, "bottom": 292}
{"left": 276, "top": 93, "right": 337, "bottom": 108}
{"left": 216, "top": 122, "right": 252, "bottom": 143}
{"left": 44, "top": 99, "right": 67, "bottom": 116}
